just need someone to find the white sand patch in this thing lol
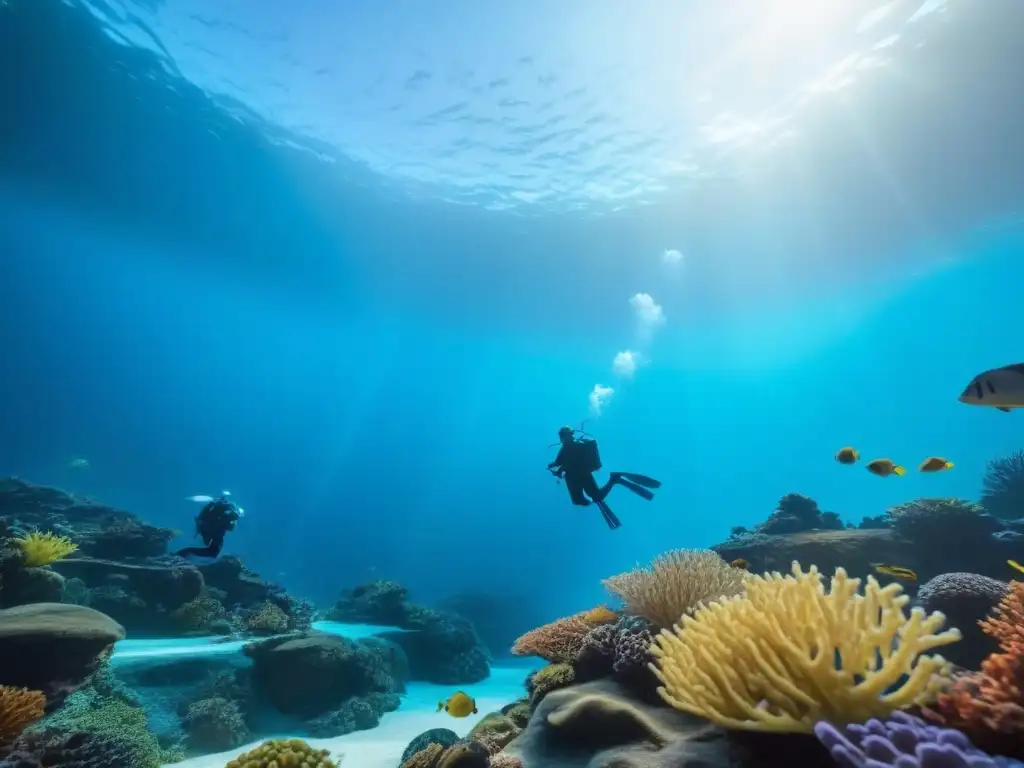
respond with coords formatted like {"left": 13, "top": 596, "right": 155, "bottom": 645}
{"left": 165, "top": 666, "right": 532, "bottom": 768}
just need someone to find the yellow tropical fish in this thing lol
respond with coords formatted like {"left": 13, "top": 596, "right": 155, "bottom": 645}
{"left": 730, "top": 558, "right": 749, "bottom": 570}
{"left": 872, "top": 563, "right": 917, "bottom": 582}
{"left": 866, "top": 459, "right": 906, "bottom": 477}
{"left": 835, "top": 447, "right": 859, "bottom": 465}
{"left": 437, "top": 691, "right": 477, "bottom": 718}
{"left": 918, "top": 457, "right": 954, "bottom": 473}
{"left": 1008, "top": 559, "right": 1024, "bottom": 575}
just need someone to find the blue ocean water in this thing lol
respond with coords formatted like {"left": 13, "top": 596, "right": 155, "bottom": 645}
{"left": 1, "top": 0, "right": 1023, "bottom": 630}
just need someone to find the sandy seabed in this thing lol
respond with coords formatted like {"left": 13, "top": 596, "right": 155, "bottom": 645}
{"left": 109, "top": 627, "right": 531, "bottom": 768}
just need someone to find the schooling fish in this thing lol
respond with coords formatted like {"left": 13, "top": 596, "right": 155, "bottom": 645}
{"left": 866, "top": 459, "right": 906, "bottom": 477}
{"left": 730, "top": 558, "right": 749, "bottom": 570}
{"left": 1008, "top": 559, "right": 1024, "bottom": 575}
{"left": 959, "top": 364, "right": 1024, "bottom": 412}
{"left": 835, "top": 447, "right": 859, "bottom": 465}
{"left": 872, "top": 564, "right": 917, "bottom": 582}
{"left": 918, "top": 457, "right": 954, "bottom": 473}
{"left": 437, "top": 691, "right": 477, "bottom": 718}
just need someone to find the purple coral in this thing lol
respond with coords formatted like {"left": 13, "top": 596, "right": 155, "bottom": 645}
{"left": 814, "top": 712, "right": 1024, "bottom": 768}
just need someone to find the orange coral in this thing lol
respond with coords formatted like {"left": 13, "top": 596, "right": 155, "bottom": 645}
{"left": 511, "top": 606, "right": 618, "bottom": 664}
{"left": 923, "top": 579, "right": 1024, "bottom": 758}
{"left": 980, "top": 580, "right": 1024, "bottom": 654}
{"left": 0, "top": 686, "right": 46, "bottom": 746}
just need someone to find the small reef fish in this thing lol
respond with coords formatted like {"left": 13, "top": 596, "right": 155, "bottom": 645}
{"left": 68, "top": 458, "right": 89, "bottom": 469}
{"left": 835, "top": 447, "right": 859, "bottom": 465}
{"left": 437, "top": 691, "right": 477, "bottom": 718}
{"left": 872, "top": 564, "right": 917, "bottom": 582}
{"left": 866, "top": 459, "right": 906, "bottom": 477}
{"left": 959, "top": 364, "right": 1024, "bottom": 412}
{"left": 918, "top": 457, "right": 954, "bottom": 473}
{"left": 1008, "top": 559, "right": 1024, "bottom": 575}
{"left": 730, "top": 558, "right": 749, "bottom": 570}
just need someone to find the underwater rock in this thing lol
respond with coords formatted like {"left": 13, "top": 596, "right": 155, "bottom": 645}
{"left": 325, "top": 579, "right": 410, "bottom": 626}
{"left": 328, "top": 580, "right": 492, "bottom": 684}
{"left": 0, "top": 602, "right": 125, "bottom": 711}
{"left": 50, "top": 558, "right": 204, "bottom": 607}
{"left": 244, "top": 631, "right": 401, "bottom": 719}
{"left": 505, "top": 678, "right": 835, "bottom": 768}
{"left": 981, "top": 450, "right": 1024, "bottom": 521}
{"left": 75, "top": 518, "right": 177, "bottom": 560}
{"left": 714, "top": 528, "right": 907, "bottom": 579}
{"left": 914, "top": 572, "right": 1009, "bottom": 670}
{"left": 0, "top": 565, "right": 65, "bottom": 607}
{"left": 305, "top": 692, "right": 401, "bottom": 738}
{"left": 0, "top": 728, "right": 134, "bottom": 768}
{"left": 757, "top": 493, "right": 833, "bottom": 535}
{"left": 381, "top": 607, "right": 490, "bottom": 685}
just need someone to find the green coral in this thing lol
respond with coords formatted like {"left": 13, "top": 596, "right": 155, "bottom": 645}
{"left": 527, "top": 663, "right": 576, "bottom": 707}
{"left": 35, "top": 686, "right": 167, "bottom": 768}
{"left": 170, "top": 591, "right": 226, "bottom": 631}
{"left": 503, "top": 699, "right": 531, "bottom": 728}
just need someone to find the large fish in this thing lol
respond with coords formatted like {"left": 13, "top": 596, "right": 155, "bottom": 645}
{"left": 959, "top": 364, "right": 1024, "bottom": 412}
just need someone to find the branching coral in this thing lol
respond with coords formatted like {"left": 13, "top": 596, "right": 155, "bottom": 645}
{"left": 981, "top": 450, "right": 1024, "bottom": 521}
{"left": 13, "top": 532, "right": 77, "bottom": 567}
{"left": 511, "top": 606, "right": 617, "bottom": 663}
{"left": 925, "top": 581, "right": 1024, "bottom": 758}
{"left": 226, "top": 738, "right": 336, "bottom": 768}
{"left": 0, "top": 686, "right": 45, "bottom": 746}
{"left": 650, "top": 561, "right": 961, "bottom": 732}
{"left": 885, "top": 497, "right": 993, "bottom": 542}
{"left": 980, "top": 581, "right": 1024, "bottom": 653}
{"left": 602, "top": 548, "right": 745, "bottom": 630}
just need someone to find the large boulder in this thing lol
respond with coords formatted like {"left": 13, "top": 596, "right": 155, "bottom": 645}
{"left": 244, "top": 631, "right": 399, "bottom": 718}
{"left": 0, "top": 603, "right": 125, "bottom": 710}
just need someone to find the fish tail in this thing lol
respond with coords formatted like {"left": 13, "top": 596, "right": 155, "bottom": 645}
{"left": 893, "top": 465, "right": 906, "bottom": 476}
{"left": 436, "top": 702, "right": 443, "bottom": 712}
{"left": 945, "top": 461, "right": 954, "bottom": 469}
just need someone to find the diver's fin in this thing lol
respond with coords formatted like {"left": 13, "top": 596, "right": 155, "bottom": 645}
{"left": 617, "top": 473, "right": 662, "bottom": 489}
{"left": 617, "top": 478, "right": 655, "bottom": 501}
{"left": 597, "top": 501, "right": 621, "bottom": 529}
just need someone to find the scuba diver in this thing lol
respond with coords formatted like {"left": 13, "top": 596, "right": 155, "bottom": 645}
{"left": 174, "top": 491, "right": 243, "bottom": 560}
{"left": 547, "top": 425, "right": 661, "bottom": 529}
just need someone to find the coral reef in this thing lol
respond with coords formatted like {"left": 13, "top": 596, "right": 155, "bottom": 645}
{"left": 511, "top": 606, "right": 618, "bottom": 664}
{"left": 925, "top": 581, "right": 1024, "bottom": 758}
{"left": 0, "top": 728, "right": 144, "bottom": 768}
{"left": 575, "top": 616, "right": 660, "bottom": 700}
{"left": 651, "top": 562, "right": 961, "bottom": 732}
{"left": 915, "top": 573, "right": 1009, "bottom": 669}
{"left": 814, "top": 711, "right": 1023, "bottom": 768}
{"left": 225, "top": 738, "right": 336, "bottom": 768}
{"left": 399, "top": 738, "right": 490, "bottom": 768}
{"left": 981, "top": 450, "right": 1024, "bottom": 521}
{"left": 602, "top": 549, "right": 744, "bottom": 629}
{"left": 326, "top": 580, "right": 490, "bottom": 684}
{"left": 0, "top": 479, "right": 309, "bottom": 637}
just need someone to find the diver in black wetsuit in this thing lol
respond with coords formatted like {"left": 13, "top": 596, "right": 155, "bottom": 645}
{"left": 547, "top": 426, "right": 662, "bottom": 529}
{"left": 175, "top": 495, "right": 241, "bottom": 559}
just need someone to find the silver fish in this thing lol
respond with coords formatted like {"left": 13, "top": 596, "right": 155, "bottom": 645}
{"left": 959, "top": 363, "right": 1024, "bottom": 412}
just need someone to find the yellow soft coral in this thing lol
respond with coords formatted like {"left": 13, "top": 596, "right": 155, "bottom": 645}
{"left": 226, "top": 738, "right": 336, "bottom": 767}
{"left": 14, "top": 531, "right": 78, "bottom": 566}
{"left": 649, "top": 561, "right": 961, "bottom": 732}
